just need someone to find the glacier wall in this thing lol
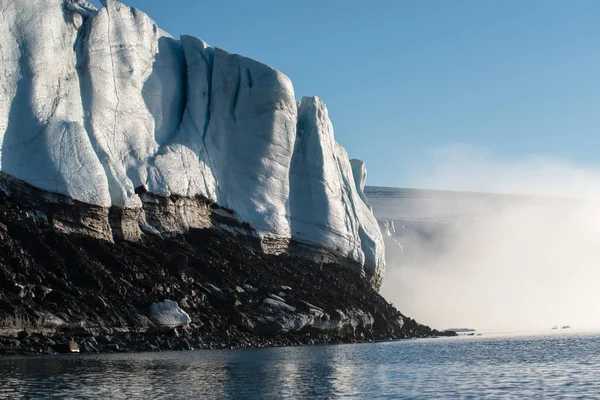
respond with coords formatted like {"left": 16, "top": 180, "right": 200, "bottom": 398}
{"left": 0, "top": 0, "right": 385, "bottom": 286}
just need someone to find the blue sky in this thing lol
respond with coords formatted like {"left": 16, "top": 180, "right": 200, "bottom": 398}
{"left": 90, "top": 0, "right": 600, "bottom": 189}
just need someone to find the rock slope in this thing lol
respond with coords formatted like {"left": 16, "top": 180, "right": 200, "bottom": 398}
{"left": 0, "top": 0, "right": 384, "bottom": 286}
{"left": 0, "top": 181, "right": 439, "bottom": 355}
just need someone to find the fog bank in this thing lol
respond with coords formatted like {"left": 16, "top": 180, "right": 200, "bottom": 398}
{"left": 378, "top": 145, "right": 600, "bottom": 330}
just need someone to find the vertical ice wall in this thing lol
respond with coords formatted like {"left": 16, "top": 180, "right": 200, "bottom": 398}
{"left": 289, "top": 97, "right": 365, "bottom": 264}
{"left": 0, "top": 0, "right": 110, "bottom": 205}
{"left": 83, "top": 0, "right": 186, "bottom": 207}
{"left": 0, "top": 0, "right": 385, "bottom": 285}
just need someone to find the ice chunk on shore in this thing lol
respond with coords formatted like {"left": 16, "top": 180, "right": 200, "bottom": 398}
{"left": 150, "top": 300, "right": 191, "bottom": 327}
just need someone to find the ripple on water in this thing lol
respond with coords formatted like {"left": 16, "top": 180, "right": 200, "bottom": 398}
{"left": 1, "top": 331, "right": 600, "bottom": 399}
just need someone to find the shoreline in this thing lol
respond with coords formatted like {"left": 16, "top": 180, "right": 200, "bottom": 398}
{"left": 0, "top": 327, "right": 455, "bottom": 356}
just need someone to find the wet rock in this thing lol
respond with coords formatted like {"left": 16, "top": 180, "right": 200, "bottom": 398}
{"left": 56, "top": 340, "right": 79, "bottom": 354}
{"left": 106, "top": 343, "right": 120, "bottom": 352}
{"left": 243, "top": 284, "right": 258, "bottom": 293}
{"left": 261, "top": 298, "right": 296, "bottom": 313}
{"left": 80, "top": 341, "right": 99, "bottom": 353}
{"left": 176, "top": 339, "right": 193, "bottom": 351}
{"left": 148, "top": 344, "right": 161, "bottom": 352}
{"left": 299, "top": 300, "right": 323, "bottom": 313}
{"left": 268, "top": 294, "right": 287, "bottom": 303}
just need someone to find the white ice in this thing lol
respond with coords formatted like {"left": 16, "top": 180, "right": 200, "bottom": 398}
{"left": 0, "top": 0, "right": 385, "bottom": 286}
{"left": 149, "top": 300, "right": 191, "bottom": 327}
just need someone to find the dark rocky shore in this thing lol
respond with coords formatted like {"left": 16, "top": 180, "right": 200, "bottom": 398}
{"left": 0, "top": 184, "right": 453, "bottom": 356}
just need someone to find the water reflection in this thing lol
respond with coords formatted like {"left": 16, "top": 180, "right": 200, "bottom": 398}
{"left": 0, "top": 356, "right": 230, "bottom": 398}
{"left": 221, "top": 346, "right": 342, "bottom": 398}
{"left": 1, "top": 332, "right": 600, "bottom": 399}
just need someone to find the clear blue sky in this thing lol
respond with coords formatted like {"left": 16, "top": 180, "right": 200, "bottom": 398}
{"left": 90, "top": 0, "right": 600, "bottom": 188}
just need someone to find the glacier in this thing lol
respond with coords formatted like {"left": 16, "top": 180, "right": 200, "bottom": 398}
{"left": 0, "top": 0, "right": 385, "bottom": 287}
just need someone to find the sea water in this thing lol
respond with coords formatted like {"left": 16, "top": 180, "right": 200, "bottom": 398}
{"left": 1, "top": 330, "right": 599, "bottom": 399}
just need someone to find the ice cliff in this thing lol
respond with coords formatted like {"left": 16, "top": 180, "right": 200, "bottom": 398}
{"left": 0, "top": 0, "right": 385, "bottom": 286}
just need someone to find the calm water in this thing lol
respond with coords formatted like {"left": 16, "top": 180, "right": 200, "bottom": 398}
{"left": 1, "top": 331, "right": 599, "bottom": 399}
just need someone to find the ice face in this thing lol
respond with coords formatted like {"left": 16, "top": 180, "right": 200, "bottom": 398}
{"left": 81, "top": 0, "right": 187, "bottom": 207}
{"left": 0, "top": 0, "right": 110, "bottom": 206}
{"left": 289, "top": 97, "right": 365, "bottom": 265}
{"left": 0, "top": 0, "right": 385, "bottom": 286}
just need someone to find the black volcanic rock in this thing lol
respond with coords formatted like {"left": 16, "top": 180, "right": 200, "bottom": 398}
{"left": 437, "top": 331, "right": 459, "bottom": 337}
{"left": 0, "top": 179, "right": 440, "bottom": 355}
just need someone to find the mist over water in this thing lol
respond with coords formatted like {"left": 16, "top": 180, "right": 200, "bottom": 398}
{"left": 378, "top": 145, "right": 600, "bottom": 331}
